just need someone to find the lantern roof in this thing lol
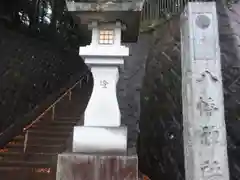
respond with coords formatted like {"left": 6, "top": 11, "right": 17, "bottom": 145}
{"left": 65, "top": 0, "right": 145, "bottom": 42}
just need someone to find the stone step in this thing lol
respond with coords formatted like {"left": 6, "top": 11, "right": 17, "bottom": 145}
{"left": 12, "top": 135, "right": 25, "bottom": 142}
{"left": 0, "top": 152, "right": 58, "bottom": 162}
{"left": 10, "top": 135, "right": 68, "bottom": 146}
{"left": 0, "top": 158, "right": 55, "bottom": 167}
{"left": 27, "top": 129, "right": 71, "bottom": 138}
{"left": 0, "top": 167, "right": 55, "bottom": 180}
{"left": 4, "top": 144, "right": 65, "bottom": 153}
{"left": 29, "top": 136, "right": 68, "bottom": 145}
{"left": 35, "top": 120, "right": 77, "bottom": 127}
{"left": 7, "top": 138, "right": 24, "bottom": 145}
{"left": 30, "top": 123, "right": 74, "bottom": 131}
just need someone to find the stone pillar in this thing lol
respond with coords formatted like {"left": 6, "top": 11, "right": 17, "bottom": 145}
{"left": 180, "top": 2, "right": 229, "bottom": 180}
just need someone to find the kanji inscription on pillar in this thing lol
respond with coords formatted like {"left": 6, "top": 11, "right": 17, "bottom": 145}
{"left": 196, "top": 71, "right": 219, "bottom": 117}
{"left": 196, "top": 70, "right": 218, "bottom": 81}
{"left": 197, "top": 97, "right": 218, "bottom": 117}
{"left": 199, "top": 125, "right": 223, "bottom": 179}
{"left": 181, "top": 2, "right": 229, "bottom": 180}
{"left": 200, "top": 160, "right": 223, "bottom": 180}
{"left": 200, "top": 126, "right": 220, "bottom": 146}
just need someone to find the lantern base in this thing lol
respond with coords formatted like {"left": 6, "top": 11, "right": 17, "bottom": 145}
{"left": 72, "top": 126, "right": 128, "bottom": 155}
{"left": 56, "top": 153, "right": 138, "bottom": 180}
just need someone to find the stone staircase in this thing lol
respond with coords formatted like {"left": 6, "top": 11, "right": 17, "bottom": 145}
{"left": 0, "top": 74, "right": 91, "bottom": 180}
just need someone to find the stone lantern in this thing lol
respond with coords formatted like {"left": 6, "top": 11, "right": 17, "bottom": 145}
{"left": 56, "top": 0, "right": 145, "bottom": 179}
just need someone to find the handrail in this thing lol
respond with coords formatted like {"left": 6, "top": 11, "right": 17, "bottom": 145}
{"left": 23, "top": 72, "right": 90, "bottom": 132}
{"left": 0, "top": 69, "right": 91, "bottom": 149}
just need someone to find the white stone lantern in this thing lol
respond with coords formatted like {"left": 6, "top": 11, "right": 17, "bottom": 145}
{"left": 80, "top": 21, "right": 128, "bottom": 128}
{"left": 56, "top": 0, "right": 145, "bottom": 179}
{"left": 72, "top": 20, "right": 130, "bottom": 154}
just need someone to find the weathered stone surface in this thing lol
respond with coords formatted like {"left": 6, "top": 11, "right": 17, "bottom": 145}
{"left": 138, "top": 1, "right": 240, "bottom": 180}
{"left": 181, "top": 3, "right": 229, "bottom": 180}
{"left": 57, "top": 153, "right": 138, "bottom": 180}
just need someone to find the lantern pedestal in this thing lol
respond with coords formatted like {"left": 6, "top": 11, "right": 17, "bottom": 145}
{"left": 56, "top": 154, "right": 138, "bottom": 180}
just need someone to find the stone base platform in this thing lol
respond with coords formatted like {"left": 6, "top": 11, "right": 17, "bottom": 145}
{"left": 56, "top": 153, "right": 138, "bottom": 180}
